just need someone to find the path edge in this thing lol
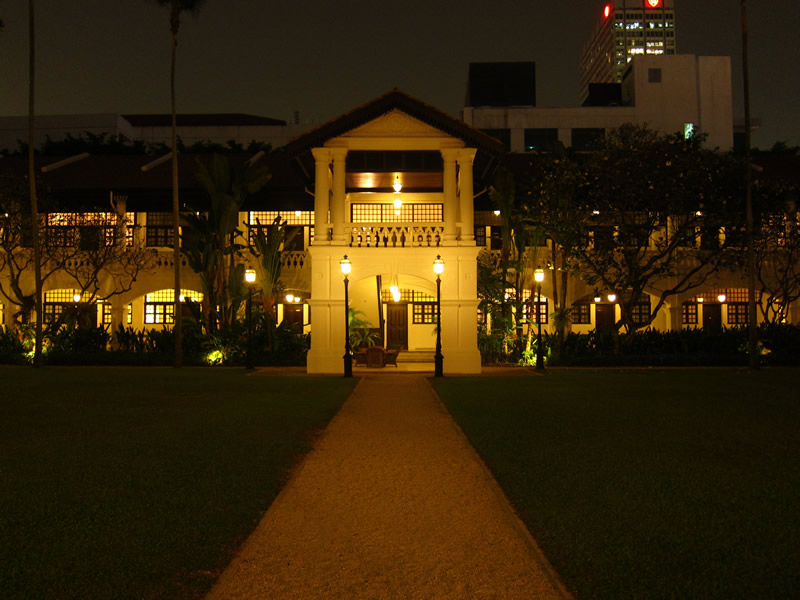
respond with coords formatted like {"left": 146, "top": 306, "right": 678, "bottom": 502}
{"left": 205, "top": 376, "right": 367, "bottom": 600}
{"left": 424, "top": 376, "right": 575, "bottom": 600}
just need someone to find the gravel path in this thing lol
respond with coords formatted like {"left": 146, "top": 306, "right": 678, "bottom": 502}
{"left": 207, "top": 374, "right": 570, "bottom": 599}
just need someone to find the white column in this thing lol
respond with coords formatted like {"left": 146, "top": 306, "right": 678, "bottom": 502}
{"left": 330, "top": 148, "right": 348, "bottom": 244}
{"left": 441, "top": 149, "right": 458, "bottom": 244}
{"left": 457, "top": 149, "right": 476, "bottom": 245}
{"left": 110, "top": 302, "right": 125, "bottom": 348}
{"left": 312, "top": 148, "right": 331, "bottom": 245}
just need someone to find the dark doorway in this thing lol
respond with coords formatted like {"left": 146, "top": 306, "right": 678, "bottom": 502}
{"left": 595, "top": 303, "right": 615, "bottom": 332}
{"left": 702, "top": 303, "right": 722, "bottom": 331}
{"left": 386, "top": 303, "right": 408, "bottom": 349}
{"left": 282, "top": 303, "right": 304, "bottom": 333}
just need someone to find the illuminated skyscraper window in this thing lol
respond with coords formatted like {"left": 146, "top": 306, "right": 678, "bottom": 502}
{"left": 580, "top": 0, "right": 676, "bottom": 102}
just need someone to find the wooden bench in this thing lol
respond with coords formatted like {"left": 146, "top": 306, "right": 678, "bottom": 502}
{"left": 362, "top": 346, "right": 400, "bottom": 368}
{"left": 384, "top": 348, "right": 399, "bottom": 367}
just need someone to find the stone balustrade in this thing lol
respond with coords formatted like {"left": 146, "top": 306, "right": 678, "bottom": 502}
{"left": 347, "top": 224, "right": 444, "bottom": 248}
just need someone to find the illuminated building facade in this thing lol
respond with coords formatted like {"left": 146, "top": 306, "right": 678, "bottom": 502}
{"left": 580, "top": 0, "right": 676, "bottom": 102}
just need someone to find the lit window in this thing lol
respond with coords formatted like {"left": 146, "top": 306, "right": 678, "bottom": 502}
{"left": 727, "top": 303, "right": 749, "bottom": 325}
{"left": 144, "top": 289, "right": 203, "bottom": 325}
{"left": 572, "top": 303, "right": 591, "bottom": 325}
{"left": 682, "top": 302, "right": 698, "bottom": 325}
{"left": 413, "top": 303, "right": 438, "bottom": 325}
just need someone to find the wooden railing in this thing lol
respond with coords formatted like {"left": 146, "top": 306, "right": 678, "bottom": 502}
{"left": 348, "top": 224, "right": 444, "bottom": 248}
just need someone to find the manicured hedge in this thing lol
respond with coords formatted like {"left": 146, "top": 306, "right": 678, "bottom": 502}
{"left": 478, "top": 323, "right": 800, "bottom": 367}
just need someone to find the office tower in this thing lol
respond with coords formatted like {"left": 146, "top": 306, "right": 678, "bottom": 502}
{"left": 580, "top": 0, "right": 676, "bottom": 101}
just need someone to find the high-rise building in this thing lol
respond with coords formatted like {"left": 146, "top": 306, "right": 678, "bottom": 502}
{"left": 580, "top": 0, "right": 676, "bottom": 102}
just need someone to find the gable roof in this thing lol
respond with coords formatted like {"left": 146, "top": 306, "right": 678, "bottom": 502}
{"left": 284, "top": 89, "right": 504, "bottom": 184}
{"left": 122, "top": 114, "right": 286, "bottom": 127}
{"left": 286, "top": 89, "right": 503, "bottom": 155}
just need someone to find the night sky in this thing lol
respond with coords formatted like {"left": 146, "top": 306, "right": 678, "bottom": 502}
{"left": 0, "top": 0, "right": 798, "bottom": 148}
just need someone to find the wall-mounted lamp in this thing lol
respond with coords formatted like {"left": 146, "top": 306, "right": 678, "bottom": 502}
{"left": 718, "top": 294, "right": 726, "bottom": 303}
{"left": 607, "top": 294, "right": 617, "bottom": 303}
{"left": 393, "top": 174, "right": 402, "bottom": 193}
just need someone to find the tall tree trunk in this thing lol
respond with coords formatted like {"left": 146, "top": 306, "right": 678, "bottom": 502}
{"left": 741, "top": 0, "right": 759, "bottom": 370}
{"left": 28, "top": 0, "right": 43, "bottom": 368}
{"left": 170, "top": 4, "right": 182, "bottom": 368}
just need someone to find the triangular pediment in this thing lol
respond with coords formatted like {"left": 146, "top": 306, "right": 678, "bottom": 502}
{"left": 339, "top": 109, "right": 453, "bottom": 140}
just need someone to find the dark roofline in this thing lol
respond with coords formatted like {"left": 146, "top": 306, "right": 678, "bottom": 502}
{"left": 284, "top": 89, "right": 504, "bottom": 156}
{"left": 122, "top": 113, "right": 286, "bottom": 127}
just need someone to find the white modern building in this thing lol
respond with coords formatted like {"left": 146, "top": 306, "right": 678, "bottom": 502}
{"left": 464, "top": 55, "right": 734, "bottom": 152}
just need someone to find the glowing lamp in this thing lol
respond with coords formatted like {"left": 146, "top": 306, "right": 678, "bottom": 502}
{"left": 245, "top": 269, "right": 256, "bottom": 283}
{"left": 393, "top": 174, "right": 402, "bottom": 193}
{"left": 433, "top": 255, "right": 445, "bottom": 275}
{"left": 393, "top": 195, "right": 402, "bottom": 209}
{"left": 179, "top": 295, "right": 185, "bottom": 302}
{"left": 294, "top": 210, "right": 302, "bottom": 217}
{"left": 594, "top": 295, "right": 602, "bottom": 303}
{"left": 646, "top": 0, "right": 661, "bottom": 7}
{"left": 604, "top": 4, "right": 611, "bottom": 18}
{"left": 608, "top": 294, "right": 617, "bottom": 302}
{"left": 285, "top": 294, "right": 294, "bottom": 303}
{"left": 717, "top": 294, "right": 726, "bottom": 303}
{"left": 73, "top": 293, "right": 81, "bottom": 302}
{"left": 340, "top": 255, "right": 351, "bottom": 275}
{"left": 534, "top": 268, "right": 545, "bottom": 283}
{"left": 493, "top": 210, "right": 501, "bottom": 216}
{"left": 697, "top": 297, "right": 704, "bottom": 303}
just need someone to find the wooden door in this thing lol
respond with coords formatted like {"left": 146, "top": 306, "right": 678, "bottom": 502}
{"left": 702, "top": 303, "right": 722, "bottom": 331}
{"left": 595, "top": 303, "right": 615, "bottom": 332}
{"left": 283, "top": 304, "right": 304, "bottom": 332}
{"left": 386, "top": 304, "right": 408, "bottom": 350}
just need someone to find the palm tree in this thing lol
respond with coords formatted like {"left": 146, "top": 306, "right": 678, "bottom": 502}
{"left": 185, "top": 154, "right": 271, "bottom": 332}
{"left": 150, "top": 0, "right": 206, "bottom": 367}
{"left": 741, "top": 0, "right": 758, "bottom": 370}
{"left": 28, "top": 0, "right": 44, "bottom": 367}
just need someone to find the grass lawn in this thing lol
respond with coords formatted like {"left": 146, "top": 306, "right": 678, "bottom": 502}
{"left": 433, "top": 369, "right": 800, "bottom": 600}
{"left": 0, "top": 367, "right": 356, "bottom": 600}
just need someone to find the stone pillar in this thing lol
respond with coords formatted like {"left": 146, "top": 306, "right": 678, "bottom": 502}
{"left": 312, "top": 148, "right": 331, "bottom": 245}
{"left": 457, "top": 149, "right": 476, "bottom": 245}
{"left": 668, "top": 305, "right": 683, "bottom": 331}
{"left": 330, "top": 148, "right": 348, "bottom": 244}
{"left": 441, "top": 149, "right": 458, "bottom": 244}
{"left": 110, "top": 301, "right": 125, "bottom": 348}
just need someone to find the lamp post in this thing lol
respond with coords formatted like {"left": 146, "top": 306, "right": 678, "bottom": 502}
{"left": 340, "top": 255, "right": 353, "bottom": 378}
{"left": 434, "top": 255, "right": 444, "bottom": 377}
{"left": 534, "top": 268, "right": 545, "bottom": 371}
{"left": 245, "top": 269, "right": 256, "bottom": 370}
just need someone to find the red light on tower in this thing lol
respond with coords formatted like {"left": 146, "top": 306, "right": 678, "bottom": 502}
{"left": 604, "top": 4, "right": 611, "bottom": 18}
{"left": 646, "top": 0, "right": 662, "bottom": 7}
